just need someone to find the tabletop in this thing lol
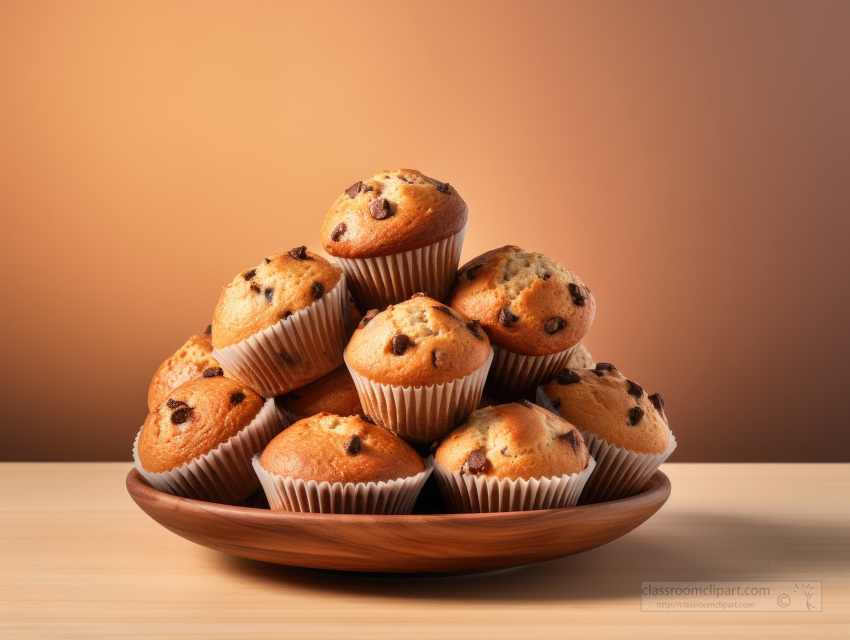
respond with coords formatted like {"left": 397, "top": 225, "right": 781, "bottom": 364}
{"left": 1, "top": 462, "right": 848, "bottom": 638}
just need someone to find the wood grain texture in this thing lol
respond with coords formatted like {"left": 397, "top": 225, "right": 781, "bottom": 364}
{"left": 1, "top": 463, "right": 848, "bottom": 638}
{"left": 125, "top": 468, "right": 670, "bottom": 573}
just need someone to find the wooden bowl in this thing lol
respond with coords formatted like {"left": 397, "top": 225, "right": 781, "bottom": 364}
{"left": 126, "top": 468, "right": 670, "bottom": 573}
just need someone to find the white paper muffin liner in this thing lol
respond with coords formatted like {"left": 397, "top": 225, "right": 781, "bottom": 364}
{"left": 335, "top": 223, "right": 467, "bottom": 310}
{"left": 252, "top": 453, "right": 432, "bottom": 514}
{"left": 345, "top": 347, "right": 494, "bottom": 443}
{"left": 486, "top": 342, "right": 578, "bottom": 397}
{"left": 212, "top": 276, "right": 349, "bottom": 398}
{"left": 578, "top": 431, "right": 676, "bottom": 503}
{"left": 133, "top": 398, "right": 286, "bottom": 505}
{"left": 428, "top": 455, "right": 596, "bottom": 513}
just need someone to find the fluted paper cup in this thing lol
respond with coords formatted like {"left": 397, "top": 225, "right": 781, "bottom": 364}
{"left": 429, "top": 455, "right": 596, "bottom": 513}
{"left": 486, "top": 342, "right": 578, "bottom": 397}
{"left": 578, "top": 431, "right": 676, "bottom": 504}
{"left": 252, "top": 453, "right": 432, "bottom": 514}
{"left": 336, "top": 224, "right": 467, "bottom": 310}
{"left": 345, "top": 347, "right": 493, "bottom": 443}
{"left": 212, "top": 276, "right": 349, "bottom": 398}
{"left": 133, "top": 398, "right": 286, "bottom": 505}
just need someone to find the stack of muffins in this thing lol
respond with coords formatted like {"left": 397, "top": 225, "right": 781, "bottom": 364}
{"left": 134, "top": 168, "right": 675, "bottom": 514}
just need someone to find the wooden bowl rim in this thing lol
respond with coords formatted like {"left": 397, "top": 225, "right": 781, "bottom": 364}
{"left": 126, "top": 467, "right": 671, "bottom": 523}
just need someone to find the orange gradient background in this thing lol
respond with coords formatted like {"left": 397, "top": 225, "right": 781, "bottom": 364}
{"left": 1, "top": 0, "right": 848, "bottom": 461}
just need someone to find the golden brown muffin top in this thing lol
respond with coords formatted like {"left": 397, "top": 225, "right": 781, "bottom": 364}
{"left": 212, "top": 248, "right": 342, "bottom": 349}
{"left": 344, "top": 295, "right": 491, "bottom": 386}
{"left": 320, "top": 168, "right": 468, "bottom": 259}
{"left": 434, "top": 402, "right": 590, "bottom": 481}
{"left": 446, "top": 246, "right": 596, "bottom": 357}
{"left": 543, "top": 364, "right": 671, "bottom": 454}
{"left": 274, "top": 366, "right": 362, "bottom": 420}
{"left": 138, "top": 376, "right": 264, "bottom": 474}
{"left": 259, "top": 413, "right": 425, "bottom": 484}
{"left": 147, "top": 330, "right": 225, "bottom": 411}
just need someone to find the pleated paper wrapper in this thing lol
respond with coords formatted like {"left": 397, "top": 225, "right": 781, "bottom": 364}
{"left": 428, "top": 455, "right": 596, "bottom": 513}
{"left": 345, "top": 347, "right": 494, "bottom": 443}
{"left": 133, "top": 398, "right": 287, "bottom": 505}
{"left": 535, "top": 385, "right": 676, "bottom": 503}
{"left": 252, "top": 453, "right": 433, "bottom": 515}
{"left": 335, "top": 224, "right": 467, "bottom": 310}
{"left": 212, "top": 276, "right": 349, "bottom": 398}
{"left": 486, "top": 341, "right": 577, "bottom": 397}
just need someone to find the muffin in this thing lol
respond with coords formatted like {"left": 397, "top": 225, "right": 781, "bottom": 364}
{"left": 447, "top": 246, "right": 596, "bottom": 396}
{"left": 344, "top": 294, "right": 494, "bottom": 442}
{"left": 542, "top": 363, "right": 676, "bottom": 502}
{"left": 274, "top": 365, "right": 362, "bottom": 425}
{"left": 431, "top": 401, "right": 596, "bottom": 512}
{"left": 567, "top": 342, "right": 594, "bottom": 370}
{"left": 211, "top": 247, "right": 349, "bottom": 398}
{"left": 134, "top": 376, "right": 285, "bottom": 504}
{"left": 320, "top": 169, "right": 468, "bottom": 309}
{"left": 253, "top": 413, "right": 431, "bottom": 514}
{"left": 147, "top": 327, "right": 225, "bottom": 411}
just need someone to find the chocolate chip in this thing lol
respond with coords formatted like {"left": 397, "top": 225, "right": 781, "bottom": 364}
{"left": 465, "top": 264, "right": 482, "bottom": 280}
{"left": 649, "top": 393, "right": 665, "bottom": 413}
{"left": 361, "top": 185, "right": 373, "bottom": 194}
{"left": 202, "top": 367, "right": 223, "bottom": 378}
{"left": 498, "top": 308, "right": 518, "bottom": 327}
{"left": 330, "top": 222, "right": 347, "bottom": 242}
{"left": 250, "top": 283, "right": 261, "bottom": 294}
{"left": 542, "top": 274, "right": 551, "bottom": 281}
{"left": 411, "top": 291, "right": 430, "bottom": 299}
{"left": 556, "top": 369, "right": 582, "bottom": 385}
{"left": 500, "top": 447, "right": 509, "bottom": 456}
{"left": 626, "top": 379, "right": 643, "bottom": 398}
{"left": 344, "top": 181, "right": 363, "bottom": 198}
{"left": 568, "top": 282, "right": 586, "bottom": 306}
{"left": 432, "top": 350, "right": 439, "bottom": 368}
{"left": 516, "top": 399, "right": 535, "bottom": 409}
{"left": 282, "top": 311, "right": 293, "bottom": 319}
{"left": 464, "top": 450, "right": 486, "bottom": 474}
{"left": 544, "top": 317, "right": 567, "bottom": 334}
{"left": 559, "top": 430, "right": 582, "bottom": 453}
{"left": 435, "top": 182, "right": 451, "bottom": 194}
{"left": 594, "top": 363, "right": 616, "bottom": 377}
{"left": 243, "top": 269, "right": 256, "bottom": 280}
{"left": 231, "top": 392, "right": 245, "bottom": 406}
{"left": 288, "top": 392, "right": 302, "bottom": 400}
{"left": 466, "top": 319, "right": 484, "bottom": 340}
{"left": 171, "top": 407, "right": 192, "bottom": 424}
{"left": 627, "top": 406, "right": 645, "bottom": 427}
{"left": 391, "top": 333, "right": 409, "bottom": 355}
{"left": 432, "top": 304, "right": 454, "bottom": 318}
{"left": 430, "top": 440, "right": 440, "bottom": 455}
{"left": 344, "top": 434, "right": 362, "bottom": 455}
{"left": 278, "top": 350, "right": 294, "bottom": 365}
{"left": 264, "top": 288, "right": 273, "bottom": 303}
{"left": 166, "top": 398, "right": 187, "bottom": 409}
{"left": 264, "top": 257, "right": 271, "bottom": 264}
{"left": 369, "top": 197, "right": 392, "bottom": 220}
{"left": 287, "top": 246, "right": 309, "bottom": 260}
{"left": 551, "top": 398, "right": 562, "bottom": 409}
{"left": 311, "top": 281, "right": 324, "bottom": 300}
{"left": 204, "top": 325, "right": 212, "bottom": 335}
{"left": 357, "top": 309, "right": 379, "bottom": 329}
{"left": 359, "top": 413, "right": 376, "bottom": 424}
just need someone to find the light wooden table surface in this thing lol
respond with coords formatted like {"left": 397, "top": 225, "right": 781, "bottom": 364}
{"left": 1, "top": 463, "right": 848, "bottom": 639}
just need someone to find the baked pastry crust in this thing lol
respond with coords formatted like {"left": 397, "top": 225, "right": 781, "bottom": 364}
{"left": 543, "top": 365, "right": 670, "bottom": 454}
{"left": 138, "top": 376, "right": 264, "bottom": 473}
{"left": 321, "top": 168, "right": 468, "bottom": 259}
{"left": 434, "top": 402, "right": 590, "bottom": 481}
{"left": 147, "top": 332, "right": 222, "bottom": 411}
{"left": 447, "top": 246, "right": 595, "bottom": 357}
{"left": 274, "top": 366, "right": 361, "bottom": 419}
{"left": 259, "top": 413, "right": 425, "bottom": 484}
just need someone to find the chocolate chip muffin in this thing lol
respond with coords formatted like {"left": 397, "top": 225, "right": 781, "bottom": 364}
{"left": 447, "top": 246, "right": 596, "bottom": 396}
{"left": 431, "top": 401, "right": 595, "bottom": 512}
{"left": 147, "top": 327, "right": 225, "bottom": 411}
{"left": 344, "top": 294, "right": 493, "bottom": 442}
{"left": 211, "top": 247, "right": 349, "bottom": 398}
{"left": 253, "top": 413, "right": 430, "bottom": 514}
{"left": 543, "top": 364, "right": 670, "bottom": 455}
{"left": 135, "top": 376, "right": 284, "bottom": 504}
{"left": 274, "top": 365, "right": 362, "bottom": 424}
{"left": 320, "top": 169, "right": 468, "bottom": 309}
{"left": 566, "top": 342, "right": 594, "bottom": 370}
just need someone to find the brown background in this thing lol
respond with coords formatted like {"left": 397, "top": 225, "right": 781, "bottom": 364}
{"left": 1, "top": 0, "right": 848, "bottom": 462}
